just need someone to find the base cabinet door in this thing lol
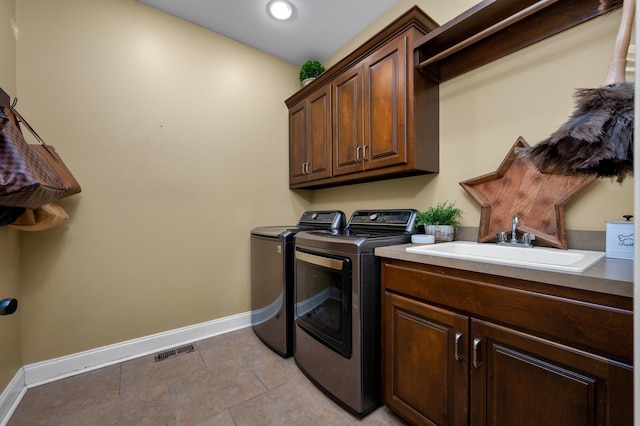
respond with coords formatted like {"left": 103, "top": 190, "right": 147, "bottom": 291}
{"left": 470, "top": 320, "right": 633, "bottom": 426}
{"left": 384, "top": 292, "right": 469, "bottom": 426}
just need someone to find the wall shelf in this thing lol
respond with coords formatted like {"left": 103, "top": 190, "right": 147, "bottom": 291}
{"left": 414, "top": 0, "right": 604, "bottom": 82}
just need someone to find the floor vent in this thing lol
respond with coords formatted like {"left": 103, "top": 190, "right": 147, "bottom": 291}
{"left": 154, "top": 344, "right": 196, "bottom": 362}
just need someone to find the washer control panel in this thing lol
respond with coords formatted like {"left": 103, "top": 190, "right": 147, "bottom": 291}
{"left": 347, "top": 209, "right": 418, "bottom": 232}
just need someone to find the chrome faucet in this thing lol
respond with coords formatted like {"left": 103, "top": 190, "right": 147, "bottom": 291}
{"left": 497, "top": 215, "right": 535, "bottom": 248}
{"left": 511, "top": 215, "right": 520, "bottom": 244}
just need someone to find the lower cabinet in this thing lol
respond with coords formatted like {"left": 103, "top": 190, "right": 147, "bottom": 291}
{"left": 382, "top": 260, "right": 633, "bottom": 426}
{"left": 384, "top": 293, "right": 469, "bottom": 426}
{"left": 470, "top": 319, "right": 630, "bottom": 426}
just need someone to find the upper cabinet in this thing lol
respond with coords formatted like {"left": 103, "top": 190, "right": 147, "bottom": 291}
{"left": 285, "top": 7, "right": 440, "bottom": 190}
{"left": 332, "top": 63, "right": 363, "bottom": 177}
{"left": 362, "top": 36, "right": 408, "bottom": 173}
{"left": 333, "top": 36, "right": 408, "bottom": 177}
{"left": 289, "top": 86, "right": 332, "bottom": 185}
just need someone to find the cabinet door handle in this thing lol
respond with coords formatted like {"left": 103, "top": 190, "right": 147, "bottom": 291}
{"left": 473, "top": 337, "right": 482, "bottom": 368}
{"left": 356, "top": 146, "right": 361, "bottom": 161}
{"left": 302, "top": 162, "right": 306, "bottom": 174}
{"left": 362, "top": 144, "right": 368, "bottom": 161}
{"left": 455, "top": 332, "right": 464, "bottom": 361}
{"left": 304, "top": 162, "right": 310, "bottom": 174}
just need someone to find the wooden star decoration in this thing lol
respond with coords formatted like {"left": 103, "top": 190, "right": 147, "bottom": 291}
{"left": 459, "top": 136, "right": 596, "bottom": 249}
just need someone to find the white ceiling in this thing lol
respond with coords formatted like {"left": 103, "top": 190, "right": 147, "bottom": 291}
{"left": 136, "top": 0, "right": 403, "bottom": 66}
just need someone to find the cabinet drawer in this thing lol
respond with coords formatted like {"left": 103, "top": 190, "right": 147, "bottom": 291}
{"left": 381, "top": 260, "right": 633, "bottom": 362}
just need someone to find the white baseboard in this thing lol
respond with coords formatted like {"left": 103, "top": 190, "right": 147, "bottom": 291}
{"left": 0, "top": 369, "right": 26, "bottom": 426}
{"left": 0, "top": 311, "right": 251, "bottom": 425}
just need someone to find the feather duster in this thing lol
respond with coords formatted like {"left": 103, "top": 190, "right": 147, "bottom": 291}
{"left": 519, "top": 0, "right": 634, "bottom": 182}
{"left": 519, "top": 82, "right": 633, "bottom": 182}
{"left": 600, "top": 0, "right": 624, "bottom": 14}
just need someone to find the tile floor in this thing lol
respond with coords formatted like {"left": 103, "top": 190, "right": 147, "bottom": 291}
{"left": 7, "top": 327, "right": 409, "bottom": 425}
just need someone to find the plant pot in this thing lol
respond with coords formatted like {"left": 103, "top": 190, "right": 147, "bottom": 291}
{"left": 424, "top": 225, "right": 455, "bottom": 242}
{"left": 301, "top": 77, "right": 316, "bottom": 87}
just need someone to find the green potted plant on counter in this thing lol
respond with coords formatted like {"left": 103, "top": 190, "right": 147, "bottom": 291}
{"left": 415, "top": 201, "right": 463, "bottom": 242}
{"left": 299, "top": 60, "right": 325, "bottom": 86}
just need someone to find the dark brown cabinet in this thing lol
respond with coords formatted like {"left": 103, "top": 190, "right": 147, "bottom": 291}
{"left": 382, "top": 259, "right": 633, "bottom": 426}
{"left": 285, "top": 7, "right": 439, "bottom": 189}
{"left": 332, "top": 64, "right": 362, "bottom": 177}
{"left": 470, "top": 319, "right": 631, "bottom": 426}
{"left": 288, "top": 86, "right": 332, "bottom": 185}
{"left": 333, "top": 35, "right": 409, "bottom": 177}
{"left": 385, "top": 292, "right": 469, "bottom": 426}
{"left": 362, "top": 35, "right": 408, "bottom": 173}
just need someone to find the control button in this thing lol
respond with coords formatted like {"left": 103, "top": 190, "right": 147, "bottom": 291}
{"left": 312, "top": 213, "right": 318, "bottom": 220}
{"left": 369, "top": 213, "right": 379, "bottom": 221}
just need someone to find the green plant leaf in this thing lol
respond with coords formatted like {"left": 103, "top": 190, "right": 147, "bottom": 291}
{"left": 299, "top": 60, "right": 325, "bottom": 81}
{"left": 415, "top": 201, "right": 464, "bottom": 230}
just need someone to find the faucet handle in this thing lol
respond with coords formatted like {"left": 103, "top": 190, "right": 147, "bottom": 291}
{"left": 497, "top": 231, "right": 507, "bottom": 242}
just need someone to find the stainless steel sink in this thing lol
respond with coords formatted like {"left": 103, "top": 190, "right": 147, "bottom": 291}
{"left": 405, "top": 241, "right": 605, "bottom": 273}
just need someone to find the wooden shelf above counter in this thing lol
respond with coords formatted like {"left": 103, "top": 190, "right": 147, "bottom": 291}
{"left": 414, "top": 0, "right": 605, "bottom": 82}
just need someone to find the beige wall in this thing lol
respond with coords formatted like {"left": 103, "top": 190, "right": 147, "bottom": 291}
{"left": 0, "top": 0, "right": 22, "bottom": 392}
{"left": 2, "top": 0, "right": 634, "bottom": 371}
{"left": 14, "top": 0, "right": 308, "bottom": 363}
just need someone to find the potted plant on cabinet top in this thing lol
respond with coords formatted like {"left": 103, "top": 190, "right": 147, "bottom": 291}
{"left": 299, "top": 60, "right": 325, "bottom": 86}
{"left": 415, "top": 201, "right": 464, "bottom": 242}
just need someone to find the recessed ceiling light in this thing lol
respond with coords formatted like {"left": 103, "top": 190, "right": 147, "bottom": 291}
{"left": 267, "top": 0, "right": 294, "bottom": 21}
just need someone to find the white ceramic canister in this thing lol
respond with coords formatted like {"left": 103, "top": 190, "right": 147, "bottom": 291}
{"left": 605, "top": 216, "right": 634, "bottom": 259}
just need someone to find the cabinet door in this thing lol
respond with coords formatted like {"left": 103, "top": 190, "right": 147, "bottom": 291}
{"left": 306, "top": 86, "right": 332, "bottom": 181}
{"left": 289, "top": 101, "right": 307, "bottom": 184}
{"left": 363, "top": 35, "right": 407, "bottom": 171}
{"left": 470, "top": 319, "right": 632, "bottom": 426}
{"left": 384, "top": 292, "right": 469, "bottom": 426}
{"left": 333, "top": 65, "right": 364, "bottom": 176}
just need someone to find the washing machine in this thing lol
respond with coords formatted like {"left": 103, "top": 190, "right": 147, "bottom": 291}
{"left": 250, "top": 210, "right": 345, "bottom": 357}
